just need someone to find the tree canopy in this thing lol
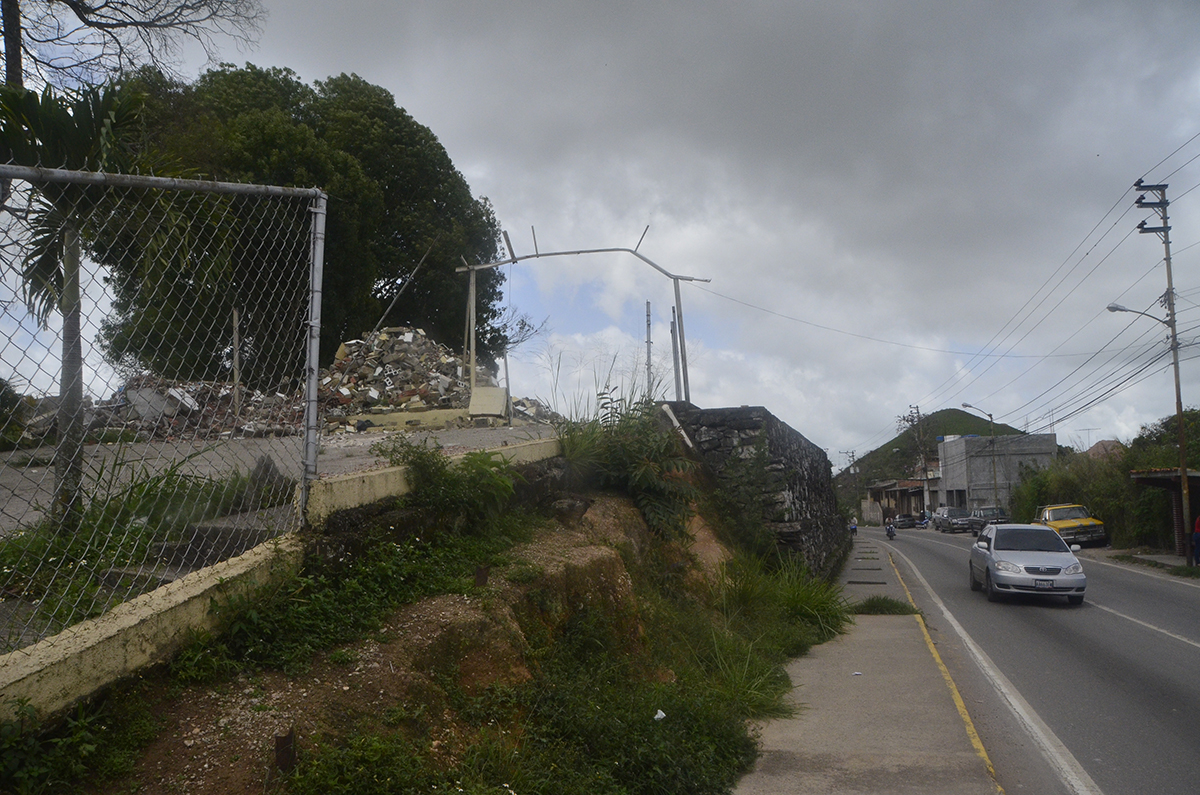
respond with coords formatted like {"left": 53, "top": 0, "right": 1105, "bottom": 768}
{"left": 106, "top": 64, "right": 505, "bottom": 378}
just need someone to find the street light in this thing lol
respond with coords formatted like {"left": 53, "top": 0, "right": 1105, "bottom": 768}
{"left": 1108, "top": 300, "right": 1192, "bottom": 563}
{"left": 1106, "top": 303, "right": 1167, "bottom": 326}
{"left": 962, "top": 403, "right": 1000, "bottom": 508}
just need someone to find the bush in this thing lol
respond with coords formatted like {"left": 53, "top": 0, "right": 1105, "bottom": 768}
{"left": 0, "top": 377, "right": 28, "bottom": 451}
{"left": 554, "top": 391, "right": 697, "bottom": 539}
{"left": 370, "top": 437, "right": 517, "bottom": 533}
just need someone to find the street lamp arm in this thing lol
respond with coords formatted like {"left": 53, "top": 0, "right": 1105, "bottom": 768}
{"left": 1107, "top": 303, "right": 1170, "bottom": 327}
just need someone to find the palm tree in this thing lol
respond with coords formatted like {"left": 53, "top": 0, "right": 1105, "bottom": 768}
{"left": 0, "top": 83, "right": 141, "bottom": 531}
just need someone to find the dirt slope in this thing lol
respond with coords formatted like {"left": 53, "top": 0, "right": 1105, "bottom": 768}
{"left": 90, "top": 494, "right": 729, "bottom": 794}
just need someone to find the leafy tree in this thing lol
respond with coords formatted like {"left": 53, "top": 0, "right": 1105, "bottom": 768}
{"left": 99, "top": 66, "right": 379, "bottom": 387}
{"left": 1, "top": 0, "right": 263, "bottom": 88}
{"left": 0, "top": 83, "right": 143, "bottom": 529}
{"left": 106, "top": 64, "right": 504, "bottom": 377}
{"left": 308, "top": 73, "right": 504, "bottom": 353}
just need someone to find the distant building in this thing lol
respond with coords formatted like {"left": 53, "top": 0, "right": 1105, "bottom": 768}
{"left": 1087, "top": 439, "right": 1124, "bottom": 460}
{"left": 936, "top": 433, "right": 1057, "bottom": 509}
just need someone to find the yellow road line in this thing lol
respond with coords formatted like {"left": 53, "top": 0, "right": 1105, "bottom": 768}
{"left": 888, "top": 551, "right": 1005, "bottom": 795}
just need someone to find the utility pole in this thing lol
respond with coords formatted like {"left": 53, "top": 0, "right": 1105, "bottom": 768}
{"left": 645, "top": 301, "right": 653, "bottom": 396}
{"left": 670, "top": 309, "right": 683, "bottom": 402}
{"left": 1135, "top": 179, "right": 1191, "bottom": 563}
{"left": 910, "top": 405, "right": 929, "bottom": 516}
{"left": 841, "top": 450, "right": 859, "bottom": 518}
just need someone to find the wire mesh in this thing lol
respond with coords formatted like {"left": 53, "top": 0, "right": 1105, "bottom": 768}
{"left": 0, "top": 165, "right": 323, "bottom": 654}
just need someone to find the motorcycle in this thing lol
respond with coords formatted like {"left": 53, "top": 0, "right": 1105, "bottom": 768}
{"left": 885, "top": 523, "right": 896, "bottom": 540}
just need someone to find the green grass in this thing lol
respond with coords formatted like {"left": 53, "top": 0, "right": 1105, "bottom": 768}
{"left": 288, "top": 548, "right": 851, "bottom": 795}
{"left": 265, "top": 419, "right": 853, "bottom": 794}
{"left": 172, "top": 514, "right": 539, "bottom": 679}
{"left": 1, "top": 683, "right": 160, "bottom": 795}
{"left": 852, "top": 595, "right": 921, "bottom": 615}
{"left": 1, "top": 451, "right": 295, "bottom": 638}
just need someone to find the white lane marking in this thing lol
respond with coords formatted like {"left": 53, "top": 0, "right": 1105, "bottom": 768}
{"left": 1088, "top": 602, "right": 1200, "bottom": 650}
{"left": 884, "top": 541, "right": 1105, "bottom": 795}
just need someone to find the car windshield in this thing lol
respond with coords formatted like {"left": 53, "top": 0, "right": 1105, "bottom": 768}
{"left": 947, "top": 508, "right": 969, "bottom": 518}
{"left": 1047, "top": 506, "right": 1088, "bottom": 521}
{"left": 994, "top": 528, "right": 1069, "bottom": 552}
{"left": 979, "top": 507, "right": 1004, "bottom": 518}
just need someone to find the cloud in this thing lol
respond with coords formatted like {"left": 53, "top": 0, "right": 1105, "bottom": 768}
{"left": 186, "top": 0, "right": 1200, "bottom": 460}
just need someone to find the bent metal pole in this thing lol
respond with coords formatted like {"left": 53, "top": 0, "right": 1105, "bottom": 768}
{"left": 456, "top": 243, "right": 709, "bottom": 403}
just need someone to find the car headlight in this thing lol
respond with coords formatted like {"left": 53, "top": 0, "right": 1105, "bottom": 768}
{"left": 1063, "top": 562, "right": 1083, "bottom": 575}
{"left": 995, "top": 560, "right": 1022, "bottom": 574}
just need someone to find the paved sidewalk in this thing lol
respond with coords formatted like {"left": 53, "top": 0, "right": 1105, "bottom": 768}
{"left": 735, "top": 536, "right": 998, "bottom": 795}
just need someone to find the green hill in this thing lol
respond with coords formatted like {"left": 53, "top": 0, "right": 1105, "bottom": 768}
{"left": 833, "top": 408, "right": 1023, "bottom": 510}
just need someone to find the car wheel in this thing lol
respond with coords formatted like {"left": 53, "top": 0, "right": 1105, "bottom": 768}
{"left": 1067, "top": 594, "right": 1084, "bottom": 606}
{"left": 969, "top": 563, "right": 981, "bottom": 591}
{"left": 985, "top": 570, "right": 1000, "bottom": 603}
{"left": 971, "top": 529, "right": 978, "bottom": 537}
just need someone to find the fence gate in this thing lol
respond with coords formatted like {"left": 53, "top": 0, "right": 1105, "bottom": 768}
{"left": 0, "top": 164, "right": 326, "bottom": 654}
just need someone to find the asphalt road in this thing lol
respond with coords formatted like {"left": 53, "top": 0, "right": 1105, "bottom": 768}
{"left": 872, "top": 526, "right": 1200, "bottom": 795}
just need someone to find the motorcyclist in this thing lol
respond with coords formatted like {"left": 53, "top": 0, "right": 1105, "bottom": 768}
{"left": 885, "top": 518, "right": 896, "bottom": 540}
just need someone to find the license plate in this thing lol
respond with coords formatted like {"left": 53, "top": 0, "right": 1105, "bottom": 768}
{"left": 1034, "top": 579, "right": 1053, "bottom": 590}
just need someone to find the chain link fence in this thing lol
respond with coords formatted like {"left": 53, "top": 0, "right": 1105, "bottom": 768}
{"left": 0, "top": 164, "right": 326, "bottom": 654}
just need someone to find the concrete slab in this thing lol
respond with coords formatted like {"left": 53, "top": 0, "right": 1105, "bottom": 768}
{"left": 737, "top": 615, "right": 995, "bottom": 795}
{"left": 468, "top": 386, "right": 509, "bottom": 417}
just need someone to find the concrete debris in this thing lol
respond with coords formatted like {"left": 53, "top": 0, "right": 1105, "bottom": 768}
{"left": 511, "top": 397, "right": 563, "bottom": 425}
{"left": 9, "top": 327, "right": 560, "bottom": 444}
{"left": 17, "top": 374, "right": 304, "bottom": 444}
{"left": 317, "top": 326, "right": 496, "bottom": 428}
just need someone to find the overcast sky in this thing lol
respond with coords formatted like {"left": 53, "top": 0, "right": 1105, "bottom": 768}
{"left": 185, "top": 0, "right": 1200, "bottom": 467}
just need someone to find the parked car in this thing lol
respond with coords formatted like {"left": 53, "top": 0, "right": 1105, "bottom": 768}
{"left": 1032, "top": 504, "right": 1106, "bottom": 546}
{"left": 967, "top": 506, "right": 1010, "bottom": 536}
{"left": 934, "top": 506, "right": 971, "bottom": 533}
{"left": 968, "top": 523, "right": 1086, "bottom": 605}
{"left": 893, "top": 514, "right": 916, "bottom": 528}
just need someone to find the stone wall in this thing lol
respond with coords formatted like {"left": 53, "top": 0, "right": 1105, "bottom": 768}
{"left": 667, "top": 404, "right": 848, "bottom": 577}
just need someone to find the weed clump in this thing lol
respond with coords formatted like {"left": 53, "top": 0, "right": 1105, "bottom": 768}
{"left": 554, "top": 391, "right": 697, "bottom": 539}
{"left": 0, "top": 687, "right": 159, "bottom": 795}
{"left": 853, "top": 594, "right": 921, "bottom": 615}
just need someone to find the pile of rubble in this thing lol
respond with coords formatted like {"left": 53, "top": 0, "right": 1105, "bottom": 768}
{"left": 318, "top": 326, "right": 492, "bottom": 420}
{"left": 16, "top": 374, "right": 304, "bottom": 444}
{"left": 11, "top": 327, "right": 557, "bottom": 444}
{"left": 511, "top": 396, "right": 564, "bottom": 425}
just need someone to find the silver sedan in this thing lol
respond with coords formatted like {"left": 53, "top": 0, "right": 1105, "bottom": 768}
{"left": 968, "top": 523, "right": 1086, "bottom": 606}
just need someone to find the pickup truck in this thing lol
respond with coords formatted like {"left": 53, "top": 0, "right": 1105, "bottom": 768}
{"left": 934, "top": 506, "right": 972, "bottom": 534}
{"left": 1032, "top": 504, "right": 1106, "bottom": 545}
{"left": 967, "top": 506, "right": 1010, "bottom": 536}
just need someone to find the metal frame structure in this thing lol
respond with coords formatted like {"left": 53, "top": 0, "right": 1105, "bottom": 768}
{"left": 456, "top": 229, "right": 710, "bottom": 403}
